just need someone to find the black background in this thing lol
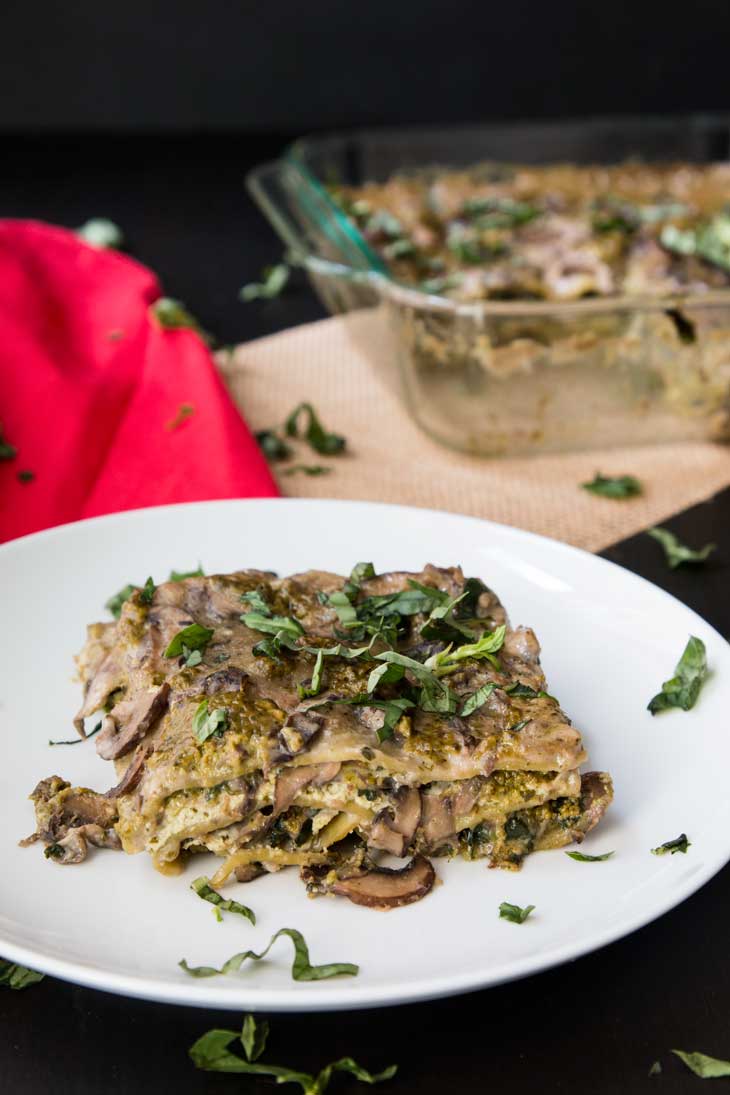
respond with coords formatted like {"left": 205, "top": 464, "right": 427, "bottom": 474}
{"left": 3, "top": 6, "right": 730, "bottom": 1093}
{"left": 2, "top": 0, "right": 730, "bottom": 133}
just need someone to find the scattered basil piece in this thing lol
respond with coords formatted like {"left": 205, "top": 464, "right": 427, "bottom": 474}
{"left": 180, "top": 927, "right": 358, "bottom": 981}
{"left": 170, "top": 566, "right": 205, "bottom": 581}
{"left": 255, "top": 429, "right": 292, "bottom": 461}
{"left": 242, "top": 612, "right": 304, "bottom": 639}
{"left": 504, "top": 681, "right": 552, "bottom": 700}
{"left": 648, "top": 1061, "right": 662, "bottom": 1077}
{"left": 140, "top": 576, "right": 156, "bottom": 604}
{"left": 582, "top": 473, "right": 642, "bottom": 499}
{"left": 151, "top": 297, "right": 204, "bottom": 334}
{"left": 498, "top": 902, "right": 535, "bottom": 924}
{"left": 348, "top": 561, "right": 376, "bottom": 588}
{"left": 240, "top": 263, "right": 290, "bottom": 302}
{"left": 165, "top": 402, "right": 195, "bottom": 431}
{"left": 428, "top": 624, "right": 507, "bottom": 673}
{"left": 509, "top": 719, "right": 531, "bottom": 733}
{"left": 191, "top": 876, "right": 255, "bottom": 925}
{"left": 105, "top": 583, "right": 138, "bottom": 619}
{"left": 192, "top": 700, "right": 229, "bottom": 744}
{"left": 190, "top": 1012, "right": 396, "bottom": 1092}
{"left": 285, "top": 402, "right": 346, "bottom": 456}
{"left": 49, "top": 720, "right": 102, "bottom": 746}
{"left": 0, "top": 959, "right": 45, "bottom": 990}
{"left": 648, "top": 636, "right": 708, "bottom": 714}
{"left": 0, "top": 430, "right": 17, "bottom": 460}
{"left": 298, "top": 648, "right": 325, "bottom": 699}
{"left": 459, "top": 682, "right": 496, "bottom": 717}
{"left": 76, "top": 217, "right": 124, "bottom": 249}
{"left": 647, "top": 527, "right": 716, "bottom": 569}
{"left": 565, "top": 850, "right": 614, "bottom": 862}
{"left": 673, "top": 1050, "right": 730, "bottom": 1078}
{"left": 281, "top": 464, "right": 332, "bottom": 477}
{"left": 182, "top": 645, "right": 202, "bottom": 668}
{"left": 17, "top": 469, "right": 35, "bottom": 483}
{"left": 327, "top": 590, "right": 359, "bottom": 628}
{"left": 241, "top": 590, "right": 270, "bottom": 614}
{"left": 165, "top": 623, "right": 215, "bottom": 659}
{"left": 652, "top": 834, "right": 691, "bottom": 856}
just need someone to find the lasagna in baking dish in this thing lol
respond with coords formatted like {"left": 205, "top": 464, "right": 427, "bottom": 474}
{"left": 24, "top": 564, "right": 612, "bottom": 909}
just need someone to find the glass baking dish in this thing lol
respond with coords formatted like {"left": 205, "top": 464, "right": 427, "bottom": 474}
{"left": 247, "top": 116, "right": 730, "bottom": 457}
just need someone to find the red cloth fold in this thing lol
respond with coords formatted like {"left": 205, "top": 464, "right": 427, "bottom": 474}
{"left": 0, "top": 220, "right": 278, "bottom": 543}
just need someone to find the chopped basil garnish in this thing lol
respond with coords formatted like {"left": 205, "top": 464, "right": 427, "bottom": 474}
{"left": 651, "top": 834, "right": 691, "bottom": 856}
{"left": 151, "top": 297, "right": 204, "bottom": 334}
{"left": 459, "top": 682, "right": 496, "bottom": 717}
{"left": 182, "top": 645, "right": 202, "bottom": 668}
{"left": 241, "top": 590, "right": 270, "bottom": 614}
{"left": 140, "top": 576, "right": 156, "bottom": 604}
{"left": 240, "top": 263, "right": 290, "bottom": 302}
{"left": 49, "top": 720, "right": 102, "bottom": 746}
{"left": 565, "top": 850, "right": 614, "bottom": 862}
{"left": 504, "top": 681, "right": 551, "bottom": 699}
{"left": 17, "top": 469, "right": 35, "bottom": 483}
{"left": 647, "top": 527, "right": 716, "bottom": 569}
{"left": 0, "top": 428, "right": 17, "bottom": 460}
{"left": 255, "top": 429, "right": 292, "bottom": 461}
{"left": 498, "top": 902, "right": 535, "bottom": 924}
{"left": 242, "top": 612, "right": 304, "bottom": 639}
{"left": 582, "top": 473, "right": 642, "bottom": 499}
{"left": 165, "top": 623, "right": 215, "bottom": 658}
{"left": 327, "top": 590, "right": 359, "bottom": 628}
{"left": 190, "top": 1012, "right": 396, "bottom": 1091}
{"left": 281, "top": 464, "right": 332, "bottom": 477}
{"left": 509, "top": 719, "right": 531, "bottom": 733}
{"left": 0, "top": 959, "right": 45, "bottom": 990}
{"left": 165, "top": 403, "right": 195, "bottom": 431}
{"left": 673, "top": 1050, "right": 730, "bottom": 1079}
{"left": 191, "top": 876, "right": 255, "bottom": 925}
{"left": 170, "top": 565, "right": 205, "bottom": 581}
{"left": 647, "top": 636, "right": 707, "bottom": 714}
{"left": 105, "top": 583, "right": 138, "bottom": 619}
{"left": 192, "top": 700, "right": 228, "bottom": 744}
{"left": 180, "top": 927, "right": 358, "bottom": 981}
{"left": 648, "top": 1060, "right": 662, "bottom": 1077}
{"left": 285, "top": 402, "right": 346, "bottom": 456}
{"left": 76, "top": 217, "right": 124, "bottom": 249}
{"left": 298, "top": 648, "right": 325, "bottom": 699}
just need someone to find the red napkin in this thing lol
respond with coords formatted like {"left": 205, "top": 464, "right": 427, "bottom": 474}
{"left": 0, "top": 220, "right": 278, "bottom": 543}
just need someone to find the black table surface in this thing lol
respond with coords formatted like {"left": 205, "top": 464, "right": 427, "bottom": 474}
{"left": 2, "top": 135, "right": 729, "bottom": 1095}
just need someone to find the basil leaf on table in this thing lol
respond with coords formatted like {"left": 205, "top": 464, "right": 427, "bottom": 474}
{"left": 673, "top": 1050, "right": 730, "bottom": 1078}
{"left": 285, "top": 402, "right": 346, "bottom": 456}
{"left": 240, "top": 263, "right": 290, "bottom": 302}
{"left": 0, "top": 959, "right": 44, "bottom": 990}
{"left": 647, "top": 527, "right": 716, "bottom": 569}
{"left": 582, "top": 473, "right": 642, "bottom": 499}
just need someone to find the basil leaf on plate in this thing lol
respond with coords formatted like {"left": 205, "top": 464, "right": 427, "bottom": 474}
{"left": 648, "top": 636, "right": 707, "bottom": 714}
{"left": 179, "top": 927, "right": 358, "bottom": 980}
{"left": 498, "top": 902, "right": 535, "bottom": 924}
{"left": 191, "top": 877, "right": 255, "bottom": 925}
{"left": 565, "top": 850, "right": 614, "bottom": 862}
{"left": 651, "top": 834, "right": 691, "bottom": 856}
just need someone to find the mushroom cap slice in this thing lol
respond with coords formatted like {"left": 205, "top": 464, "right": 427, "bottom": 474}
{"left": 329, "top": 854, "right": 436, "bottom": 910}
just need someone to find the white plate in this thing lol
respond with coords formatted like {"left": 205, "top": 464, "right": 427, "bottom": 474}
{"left": 1, "top": 499, "right": 727, "bottom": 1012}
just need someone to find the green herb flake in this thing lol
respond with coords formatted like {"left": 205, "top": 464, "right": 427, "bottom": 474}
{"left": 76, "top": 217, "right": 124, "bottom": 249}
{"left": 298, "top": 648, "right": 325, "bottom": 700}
{"left": 648, "top": 636, "right": 708, "bottom": 714}
{"left": 673, "top": 1050, "right": 730, "bottom": 1078}
{"left": 165, "top": 402, "right": 195, "bottom": 431}
{"left": 190, "top": 1012, "right": 396, "bottom": 1092}
{"left": 459, "top": 683, "right": 496, "bottom": 717}
{"left": 105, "top": 583, "right": 138, "bottom": 619}
{"left": 169, "top": 565, "right": 205, "bottom": 581}
{"left": 49, "top": 720, "right": 102, "bottom": 747}
{"left": 0, "top": 959, "right": 45, "bottom": 990}
{"left": 192, "top": 700, "right": 228, "bottom": 744}
{"left": 17, "top": 469, "right": 35, "bottom": 483}
{"left": 255, "top": 430, "right": 292, "bottom": 461}
{"left": 648, "top": 527, "right": 716, "bottom": 569}
{"left": 140, "top": 576, "right": 156, "bottom": 604}
{"left": 281, "top": 464, "right": 332, "bottom": 477}
{"left": 582, "top": 473, "right": 642, "bottom": 499}
{"left": 651, "top": 833, "right": 691, "bottom": 856}
{"left": 179, "top": 927, "right": 358, "bottom": 981}
{"left": 191, "top": 876, "right": 255, "bottom": 925}
{"left": 0, "top": 428, "right": 17, "bottom": 461}
{"left": 285, "top": 402, "right": 346, "bottom": 456}
{"left": 151, "top": 297, "right": 204, "bottom": 335}
{"left": 240, "top": 263, "right": 290, "bottom": 302}
{"left": 648, "top": 1060, "right": 662, "bottom": 1077}
{"left": 565, "top": 850, "right": 614, "bottom": 862}
{"left": 498, "top": 902, "right": 535, "bottom": 924}
{"left": 242, "top": 611, "right": 303, "bottom": 640}
{"left": 165, "top": 623, "right": 215, "bottom": 659}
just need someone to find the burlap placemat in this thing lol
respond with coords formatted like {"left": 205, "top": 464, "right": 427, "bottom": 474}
{"left": 220, "top": 311, "right": 730, "bottom": 552}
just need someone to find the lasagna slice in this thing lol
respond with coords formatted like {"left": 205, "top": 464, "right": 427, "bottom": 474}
{"left": 24, "top": 564, "right": 612, "bottom": 909}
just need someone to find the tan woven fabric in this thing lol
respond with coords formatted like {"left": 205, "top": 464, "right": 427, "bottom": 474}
{"left": 220, "top": 312, "right": 730, "bottom": 552}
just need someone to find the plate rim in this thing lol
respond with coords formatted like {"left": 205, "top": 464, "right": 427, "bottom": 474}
{"left": 2, "top": 496, "right": 729, "bottom": 1011}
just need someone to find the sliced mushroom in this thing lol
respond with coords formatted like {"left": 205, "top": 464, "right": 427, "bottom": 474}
{"left": 277, "top": 710, "right": 324, "bottom": 759}
{"left": 420, "top": 791, "right": 455, "bottom": 850}
{"left": 96, "top": 682, "right": 170, "bottom": 761}
{"left": 104, "top": 745, "right": 151, "bottom": 798}
{"left": 274, "top": 762, "right": 341, "bottom": 815}
{"left": 44, "top": 823, "right": 121, "bottom": 865}
{"left": 369, "top": 787, "right": 422, "bottom": 857}
{"left": 73, "top": 648, "right": 126, "bottom": 733}
{"left": 328, "top": 855, "right": 436, "bottom": 909}
{"left": 201, "top": 667, "right": 247, "bottom": 695}
{"left": 27, "top": 779, "right": 119, "bottom": 843}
